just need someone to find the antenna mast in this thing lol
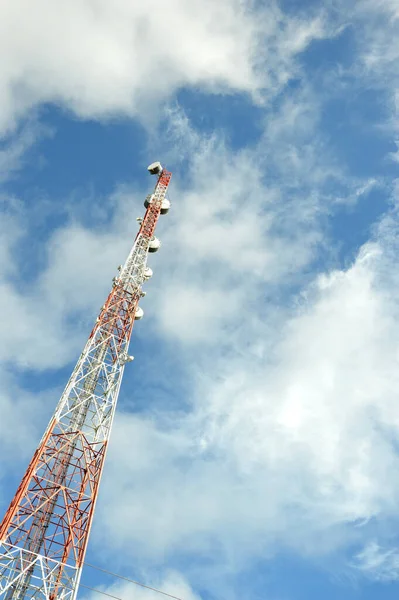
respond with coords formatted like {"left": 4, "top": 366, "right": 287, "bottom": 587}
{"left": 0, "top": 162, "right": 172, "bottom": 600}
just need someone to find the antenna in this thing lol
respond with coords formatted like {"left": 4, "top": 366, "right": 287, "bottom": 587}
{"left": 0, "top": 164, "right": 172, "bottom": 600}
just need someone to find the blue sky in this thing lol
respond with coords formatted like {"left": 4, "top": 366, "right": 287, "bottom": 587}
{"left": 2, "top": 1, "right": 399, "bottom": 599}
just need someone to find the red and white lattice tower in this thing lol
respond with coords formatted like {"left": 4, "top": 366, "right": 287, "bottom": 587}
{"left": 0, "top": 162, "right": 172, "bottom": 600}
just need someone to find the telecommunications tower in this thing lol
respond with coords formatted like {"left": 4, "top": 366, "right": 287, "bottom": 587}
{"left": 0, "top": 162, "right": 172, "bottom": 600}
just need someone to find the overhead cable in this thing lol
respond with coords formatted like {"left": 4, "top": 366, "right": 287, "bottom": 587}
{"left": 84, "top": 562, "right": 185, "bottom": 600}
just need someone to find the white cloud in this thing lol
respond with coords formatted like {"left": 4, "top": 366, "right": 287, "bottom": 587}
{"left": 93, "top": 189, "right": 399, "bottom": 574}
{"left": 354, "top": 0, "right": 399, "bottom": 67}
{"left": 347, "top": 0, "right": 399, "bottom": 111}
{"left": 0, "top": 0, "right": 327, "bottom": 134}
{"left": 355, "top": 541, "right": 399, "bottom": 581}
{"left": 0, "top": 198, "right": 125, "bottom": 368}
{"left": 145, "top": 96, "right": 370, "bottom": 346}
{"left": 0, "top": 121, "right": 49, "bottom": 183}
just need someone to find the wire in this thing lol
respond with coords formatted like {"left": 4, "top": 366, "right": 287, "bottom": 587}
{"left": 80, "top": 584, "right": 123, "bottom": 600}
{"left": 84, "top": 562, "right": 185, "bottom": 600}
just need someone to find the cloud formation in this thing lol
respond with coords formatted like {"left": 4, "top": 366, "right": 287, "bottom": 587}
{"left": 96, "top": 197, "right": 399, "bottom": 566}
{"left": 0, "top": 0, "right": 326, "bottom": 134}
{"left": 355, "top": 541, "right": 399, "bottom": 581}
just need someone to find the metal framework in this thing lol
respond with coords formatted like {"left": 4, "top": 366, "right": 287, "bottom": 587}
{"left": 0, "top": 165, "right": 172, "bottom": 600}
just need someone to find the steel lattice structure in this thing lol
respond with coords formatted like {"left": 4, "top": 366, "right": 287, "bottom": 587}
{"left": 0, "top": 163, "right": 172, "bottom": 600}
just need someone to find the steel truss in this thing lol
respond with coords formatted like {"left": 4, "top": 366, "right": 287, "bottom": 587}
{"left": 0, "top": 168, "right": 172, "bottom": 600}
